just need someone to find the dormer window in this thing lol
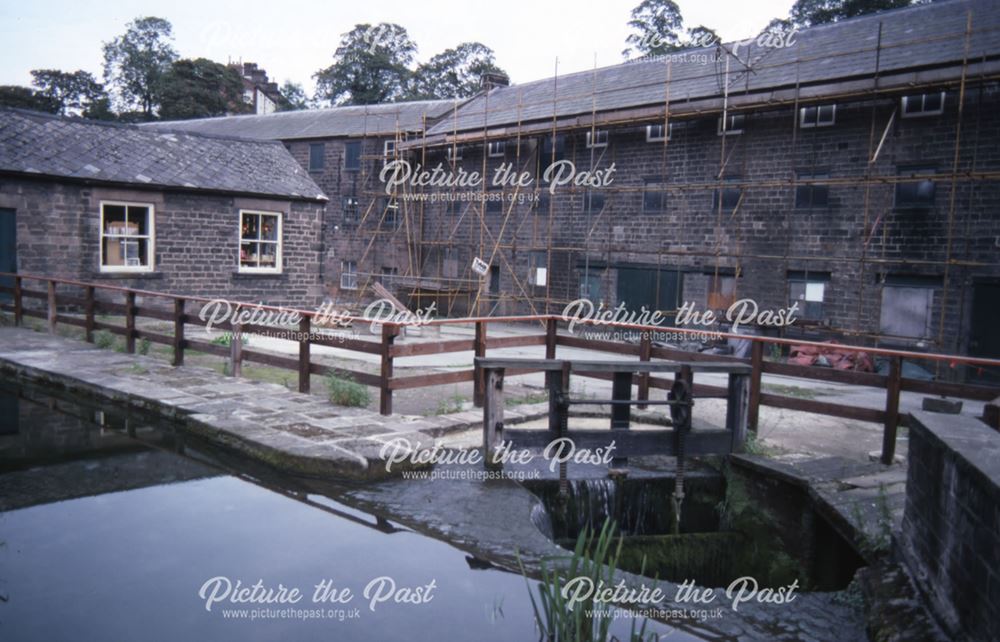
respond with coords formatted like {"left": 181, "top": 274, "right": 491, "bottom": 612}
{"left": 718, "top": 113, "right": 745, "bottom": 135}
{"left": 446, "top": 146, "right": 462, "bottom": 161}
{"left": 383, "top": 140, "right": 397, "bottom": 159}
{"left": 646, "top": 123, "right": 672, "bottom": 142}
{"left": 585, "top": 130, "right": 608, "bottom": 148}
{"left": 901, "top": 92, "right": 945, "bottom": 118}
{"left": 799, "top": 104, "right": 836, "bottom": 128}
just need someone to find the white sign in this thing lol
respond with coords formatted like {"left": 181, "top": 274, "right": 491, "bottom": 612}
{"left": 471, "top": 257, "right": 489, "bottom": 276}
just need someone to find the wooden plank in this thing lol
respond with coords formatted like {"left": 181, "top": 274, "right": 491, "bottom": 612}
{"left": 309, "top": 364, "right": 380, "bottom": 388}
{"left": 557, "top": 334, "right": 642, "bottom": 356}
{"left": 132, "top": 329, "right": 173, "bottom": 345}
{"left": 298, "top": 317, "right": 310, "bottom": 393}
{"left": 487, "top": 334, "right": 547, "bottom": 350}
{"left": 637, "top": 334, "right": 652, "bottom": 408}
{"left": 727, "top": 372, "right": 750, "bottom": 452}
{"left": 124, "top": 290, "right": 136, "bottom": 353}
{"left": 47, "top": 280, "right": 56, "bottom": 333}
{"left": 131, "top": 306, "right": 175, "bottom": 322}
{"left": 475, "top": 357, "right": 750, "bottom": 374}
{"left": 610, "top": 371, "right": 632, "bottom": 468}
{"left": 20, "top": 288, "right": 47, "bottom": 300}
{"left": 84, "top": 286, "right": 95, "bottom": 343}
{"left": 312, "top": 334, "right": 383, "bottom": 354}
{"left": 239, "top": 348, "right": 298, "bottom": 369}
{"left": 473, "top": 321, "right": 487, "bottom": 407}
{"left": 388, "top": 338, "right": 472, "bottom": 357}
{"left": 502, "top": 428, "right": 734, "bottom": 457}
{"left": 53, "top": 314, "right": 86, "bottom": 328}
{"left": 172, "top": 299, "right": 185, "bottom": 367}
{"left": 184, "top": 338, "right": 236, "bottom": 359}
{"left": 389, "top": 369, "right": 475, "bottom": 390}
{"left": 483, "top": 368, "right": 505, "bottom": 468}
{"left": 230, "top": 323, "right": 243, "bottom": 378}
{"left": 759, "top": 392, "right": 886, "bottom": 423}
{"left": 882, "top": 356, "right": 902, "bottom": 465}
{"left": 21, "top": 308, "right": 46, "bottom": 319}
{"left": 92, "top": 320, "right": 126, "bottom": 335}
{"left": 900, "top": 377, "right": 1000, "bottom": 402}
{"left": 380, "top": 324, "right": 398, "bottom": 415}
{"left": 748, "top": 341, "right": 763, "bottom": 433}
{"left": 545, "top": 318, "right": 557, "bottom": 359}
{"left": 762, "top": 360, "right": 886, "bottom": 388}
{"left": 650, "top": 343, "right": 744, "bottom": 363}
{"left": 13, "top": 276, "right": 22, "bottom": 326}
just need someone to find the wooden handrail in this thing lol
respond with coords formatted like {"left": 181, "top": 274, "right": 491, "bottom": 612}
{"left": 2, "top": 271, "right": 1000, "bottom": 468}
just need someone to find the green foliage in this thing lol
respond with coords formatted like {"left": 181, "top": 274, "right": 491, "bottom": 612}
{"left": 435, "top": 392, "right": 467, "bottom": 415}
{"left": 327, "top": 371, "right": 371, "bottom": 407}
{"left": 517, "top": 519, "right": 656, "bottom": 642}
{"left": 0, "top": 85, "right": 60, "bottom": 113}
{"left": 138, "top": 337, "right": 151, "bottom": 355}
{"left": 102, "top": 16, "right": 178, "bottom": 118}
{"left": 852, "top": 483, "right": 894, "bottom": 557}
{"left": 277, "top": 81, "right": 311, "bottom": 111}
{"left": 790, "top": 0, "right": 914, "bottom": 27}
{"left": 314, "top": 23, "right": 417, "bottom": 105}
{"left": 158, "top": 58, "right": 249, "bottom": 120}
{"left": 29, "top": 69, "right": 106, "bottom": 116}
{"left": 94, "top": 329, "right": 116, "bottom": 349}
{"left": 407, "top": 42, "right": 506, "bottom": 100}
{"left": 623, "top": 0, "right": 685, "bottom": 58}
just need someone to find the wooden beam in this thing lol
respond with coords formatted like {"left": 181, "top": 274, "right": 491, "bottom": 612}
{"left": 881, "top": 356, "right": 902, "bottom": 464}
{"left": 748, "top": 340, "right": 763, "bottom": 433}
{"left": 172, "top": 298, "right": 185, "bottom": 366}
{"left": 124, "top": 290, "right": 136, "bottom": 353}
{"left": 298, "top": 317, "right": 310, "bottom": 393}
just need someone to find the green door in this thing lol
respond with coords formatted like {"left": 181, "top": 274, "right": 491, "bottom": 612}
{"left": 615, "top": 267, "right": 680, "bottom": 323}
{"left": 0, "top": 209, "right": 15, "bottom": 303}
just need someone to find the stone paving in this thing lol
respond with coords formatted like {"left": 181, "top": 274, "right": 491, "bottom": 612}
{"left": 0, "top": 326, "right": 514, "bottom": 480}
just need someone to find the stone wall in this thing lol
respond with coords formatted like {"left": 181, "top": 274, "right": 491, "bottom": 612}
{"left": 0, "top": 176, "right": 325, "bottom": 308}
{"left": 899, "top": 411, "right": 1000, "bottom": 641}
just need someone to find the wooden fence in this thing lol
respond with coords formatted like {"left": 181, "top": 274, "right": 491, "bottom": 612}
{"left": 2, "top": 272, "right": 999, "bottom": 465}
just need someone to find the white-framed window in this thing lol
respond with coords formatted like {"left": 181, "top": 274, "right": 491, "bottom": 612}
{"left": 342, "top": 195, "right": 359, "bottom": 222}
{"left": 340, "top": 260, "right": 358, "bottom": 290}
{"left": 799, "top": 104, "right": 836, "bottom": 128}
{"left": 100, "top": 201, "right": 154, "bottom": 272}
{"left": 529, "top": 251, "right": 547, "bottom": 287}
{"left": 383, "top": 139, "right": 397, "bottom": 159}
{"left": 717, "top": 113, "right": 745, "bottom": 136}
{"left": 901, "top": 92, "right": 945, "bottom": 118}
{"left": 238, "top": 210, "right": 282, "bottom": 273}
{"left": 788, "top": 272, "right": 829, "bottom": 321}
{"left": 585, "top": 130, "right": 608, "bottom": 148}
{"left": 488, "top": 141, "right": 506, "bottom": 158}
{"left": 646, "top": 123, "right": 671, "bottom": 142}
{"left": 446, "top": 145, "right": 462, "bottom": 161}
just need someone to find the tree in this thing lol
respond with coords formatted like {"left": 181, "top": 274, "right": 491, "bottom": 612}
{"left": 102, "top": 16, "right": 178, "bottom": 119}
{"left": 623, "top": 0, "right": 686, "bottom": 58}
{"left": 277, "top": 81, "right": 311, "bottom": 111}
{"left": 30, "top": 69, "right": 106, "bottom": 116}
{"left": 158, "top": 58, "right": 249, "bottom": 120}
{"left": 790, "top": 0, "right": 914, "bottom": 27}
{"left": 313, "top": 23, "right": 417, "bottom": 105}
{"left": 0, "top": 86, "right": 60, "bottom": 113}
{"left": 686, "top": 25, "right": 720, "bottom": 49}
{"left": 408, "top": 42, "right": 507, "bottom": 100}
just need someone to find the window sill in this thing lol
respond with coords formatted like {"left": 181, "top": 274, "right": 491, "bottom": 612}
{"left": 93, "top": 270, "right": 163, "bottom": 280}
{"left": 232, "top": 271, "right": 286, "bottom": 279}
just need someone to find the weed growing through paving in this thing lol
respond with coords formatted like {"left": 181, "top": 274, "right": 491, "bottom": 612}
{"left": 94, "top": 329, "right": 115, "bottom": 349}
{"left": 138, "top": 337, "right": 151, "bottom": 355}
{"left": 436, "top": 391, "right": 467, "bottom": 414}
{"left": 327, "top": 371, "right": 370, "bottom": 407}
{"left": 853, "top": 483, "right": 894, "bottom": 557}
{"left": 210, "top": 332, "right": 249, "bottom": 348}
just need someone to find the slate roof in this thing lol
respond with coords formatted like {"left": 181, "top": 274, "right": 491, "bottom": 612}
{"left": 425, "top": 0, "right": 1000, "bottom": 137}
{"left": 139, "top": 100, "right": 454, "bottom": 140}
{"left": 0, "top": 109, "right": 327, "bottom": 201}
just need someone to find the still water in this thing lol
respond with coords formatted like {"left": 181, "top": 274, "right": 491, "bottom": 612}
{"left": 0, "top": 382, "right": 550, "bottom": 641}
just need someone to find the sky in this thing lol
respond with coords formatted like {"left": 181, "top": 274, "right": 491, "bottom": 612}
{"left": 0, "top": 0, "right": 795, "bottom": 96}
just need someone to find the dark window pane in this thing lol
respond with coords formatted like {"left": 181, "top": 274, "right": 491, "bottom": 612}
{"left": 585, "top": 191, "right": 605, "bottom": 214}
{"left": 309, "top": 143, "right": 325, "bottom": 171}
{"left": 643, "top": 181, "right": 663, "bottom": 212}
{"left": 345, "top": 141, "right": 361, "bottom": 171}
{"left": 923, "top": 92, "right": 942, "bottom": 112}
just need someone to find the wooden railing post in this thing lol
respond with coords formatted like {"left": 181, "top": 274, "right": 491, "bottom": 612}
{"left": 637, "top": 332, "right": 652, "bottom": 409}
{"left": 483, "top": 366, "right": 505, "bottom": 469}
{"left": 881, "top": 356, "right": 903, "bottom": 465}
{"left": 172, "top": 298, "right": 185, "bottom": 366}
{"left": 727, "top": 368, "right": 751, "bottom": 452}
{"left": 545, "top": 317, "right": 557, "bottom": 360}
{"left": 47, "top": 280, "right": 56, "bottom": 333}
{"left": 379, "top": 323, "right": 398, "bottom": 415}
{"left": 748, "top": 340, "right": 764, "bottom": 434}
{"left": 230, "top": 322, "right": 243, "bottom": 378}
{"left": 124, "top": 290, "right": 136, "bottom": 353}
{"left": 84, "top": 286, "right": 95, "bottom": 343}
{"left": 13, "top": 276, "right": 22, "bottom": 326}
{"left": 298, "top": 317, "right": 310, "bottom": 393}
{"left": 473, "top": 321, "right": 487, "bottom": 407}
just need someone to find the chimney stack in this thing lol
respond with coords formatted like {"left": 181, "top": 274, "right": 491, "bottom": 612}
{"left": 480, "top": 72, "right": 510, "bottom": 91}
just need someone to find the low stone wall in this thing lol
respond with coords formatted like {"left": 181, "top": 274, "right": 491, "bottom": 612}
{"left": 899, "top": 411, "right": 1000, "bottom": 641}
